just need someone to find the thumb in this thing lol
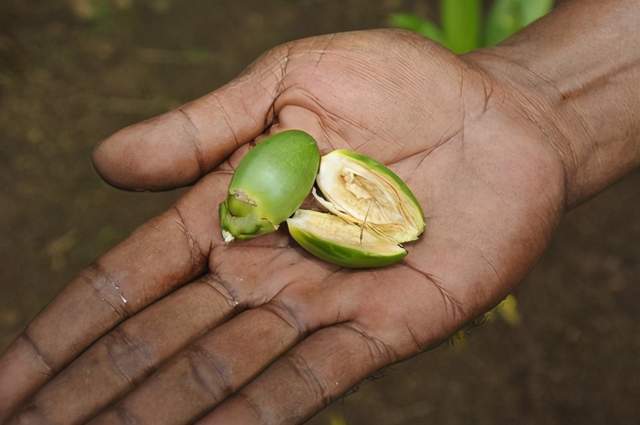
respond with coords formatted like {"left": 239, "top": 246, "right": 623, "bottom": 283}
{"left": 92, "top": 48, "right": 286, "bottom": 191}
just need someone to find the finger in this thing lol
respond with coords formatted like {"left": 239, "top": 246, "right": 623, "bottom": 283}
{"left": 197, "top": 323, "right": 391, "bottom": 425}
{"left": 0, "top": 171, "right": 228, "bottom": 420}
{"left": 92, "top": 47, "right": 286, "bottom": 191}
{"left": 8, "top": 274, "right": 239, "bottom": 425}
{"left": 87, "top": 269, "right": 362, "bottom": 425}
{"left": 196, "top": 260, "right": 473, "bottom": 425}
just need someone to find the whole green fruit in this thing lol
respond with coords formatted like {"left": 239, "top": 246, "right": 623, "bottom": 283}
{"left": 219, "top": 130, "right": 320, "bottom": 242}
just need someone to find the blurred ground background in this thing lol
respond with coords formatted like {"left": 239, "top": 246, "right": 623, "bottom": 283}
{"left": 0, "top": 1, "right": 638, "bottom": 424}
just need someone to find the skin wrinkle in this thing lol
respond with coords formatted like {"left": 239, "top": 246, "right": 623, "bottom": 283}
{"left": 219, "top": 159, "right": 236, "bottom": 172}
{"left": 186, "top": 344, "right": 234, "bottom": 400}
{"left": 560, "top": 56, "right": 640, "bottom": 101}
{"left": 274, "top": 42, "right": 293, "bottom": 98}
{"left": 176, "top": 107, "right": 206, "bottom": 178}
{"left": 279, "top": 45, "right": 418, "bottom": 152}
{"left": 172, "top": 205, "right": 208, "bottom": 276}
{"left": 402, "top": 261, "right": 465, "bottom": 321}
{"left": 280, "top": 86, "right": 403, "bottom": 155}
{"left": 459, "top": 145, "right": 516, "bottom": 205}
{"left": 240, "top": 57, "right": 284, "bottom": 129}
{"left": 476, "top": 249, "right": 502, "bottom": 286}
{"left": 206, "top": 273, "right": 242, "bottom": 308}
{"left": 224, "top": 243, "right": 289, "bottom": 250}
{"left": 466, "top": 50, "right": 583, "bottom": 207}
{"left": 105, "top": 327, "right": 154, "bottom": 386}
{"left": 265, "top": 246, "right": 290, "bottom": 265}
{"left": 305, "top": 109, "right": 335, "bottom": 152}
{"left": 284, "top": 351, "right": 332, "bottom": 408}
{"left": 208, "top": 168, "right": 235, "bottom": 176}
{"left": 210, "top": 91, "right": 241, "bottom": 149}
{"left": 315, "top": 49, "right": 407, "bottom": 94}
{"left": 260, "top": 301, "right": 306, "bottom": 337}
{"left": 12, "top": 405, "right": 56, "bottom": 425}
{"left": 233, "top": 392, "right": 265, "bottom": 424}
{"left": 402, "top": 125, "right": 462, "bottom": 181}
{"left": 313, "top": 33, "right": 336, "bottom": 70}
{"left": 19, "top": 332, "right": 54, "bottom": 378}
{"left": 337, "top": 322, "right": 397, "bottom": 366}
{"left": 404, "top": 323, "right": 425, "bottom": 353}
{"left": 457, "top": 67, "right": 468, "bottom": 155}
{"left": 467, "top": 61, "right": 497, "bottom": 116}
{"left": 234, "top": 86, "right": 262, "bottom": 131}
{"left": 114, "top": 405, "right": 139, "bottom": 425}
{"left": 82, "top": 263, "right": 130, "bottom": 320}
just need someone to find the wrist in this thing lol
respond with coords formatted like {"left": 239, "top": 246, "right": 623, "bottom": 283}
{"left": 463, "top": 48, "right": 587, "bottom": 210}
{"left": 464, "top": 0, "right": 640, "bottom": 209}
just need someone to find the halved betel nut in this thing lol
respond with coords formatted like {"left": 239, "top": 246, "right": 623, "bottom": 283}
{"left": 287, "top": 149, "right": 425, "bottom": 268}
{"left": 287, "top": 209, "right": 408, "bottom": 268}
{"left": 219, "top": 130, "right": 320, "bottom": 242}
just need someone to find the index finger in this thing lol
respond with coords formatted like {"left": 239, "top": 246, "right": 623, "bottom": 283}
{"left": 0, "top": 172, "right": 228, "bottom": 420}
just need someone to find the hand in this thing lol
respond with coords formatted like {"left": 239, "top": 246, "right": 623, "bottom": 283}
{"left": 0, "top": 24, "right": 627, "bottom": 424}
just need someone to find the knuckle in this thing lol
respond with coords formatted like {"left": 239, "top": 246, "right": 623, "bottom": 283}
{"left": 175, "top": 107, "right": 206, "bottom": 176}
{"left": 233, "top": 392, "right": 265, "bottom": 423}
{"left": 262, "top": 297, "right": 308, "bottom": 336}
{"left": 185, "top": 345, "right": 233, "bottom": 400}
{"left": 338, "top": 322, "right": 397, "bottom": 365}
{"left": 283, "top": 351, "right": 332, "bottom": 408}
{"left": 113, "top": 405, "right": 139, "bottom": 425}
{"left": 20, "top": 331, "right": 55, "bottom": 377}
{"left": 104, "top": 327, "right": 154, "bottom": 385}
{"left": 81, "top": 263, "right": 130, "bottom": 320}
{"left": 10, "top": 404, "right": 53, "bottom": 425}
{"left": 202, "top": 274, "right": 241, "bottom": 309}
{"left": 171, "top": 205, "right": 208, "bottom": 275}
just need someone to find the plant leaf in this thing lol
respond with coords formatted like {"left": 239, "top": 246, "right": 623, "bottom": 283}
{"left": 440, "top": 0, "right": 481, "bottom": 53}
{"left": 485, "top": 0, "right": 554, "bottom": 46}
{"left": 496, "top": 294, "right": 521, "bottom": 327}
{"left": 520, "top": 0, "right": 554, "bottom": 26}
{"left": 329, "top": 414, "right": 348, "bottom": 425}
{"left": 388, "top": 13, "right": 446, "bottom": 45}
{"left": 484, "top": 0, "right": 522, "bottom": 46}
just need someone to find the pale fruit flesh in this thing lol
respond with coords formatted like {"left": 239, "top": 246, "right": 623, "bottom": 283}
{"left": 313, "top": 150, "right": 424, "bottom": 243}
{"left": 288, "top": 149, "right": 425, "bottom": 268}
{"left": 287, "top": 210, "right": 407, "bottom": 268}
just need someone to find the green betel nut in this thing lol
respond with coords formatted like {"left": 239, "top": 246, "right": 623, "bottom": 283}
{"left": 219, "top": 130, "right": 320, "bottom": 242}
{"left": 287, "top": 149, "right": 425, "bottom": 268}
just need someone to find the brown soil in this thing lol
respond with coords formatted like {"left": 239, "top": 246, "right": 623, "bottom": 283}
{"left": 1, "top": 1, "right": 638, "bottom": 424}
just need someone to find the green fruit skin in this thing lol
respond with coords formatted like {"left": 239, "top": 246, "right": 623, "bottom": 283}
{"left": 332, "top": 149, "right": 426, "bottom": 237}
{"left": 219, "top": 202, "right": 276, "bottom": 240}
{"left": 288, "top": 222, "right": 407, "bottom": 269}
{"left": 220, "top": 130, "right": 320, "bottom": 240}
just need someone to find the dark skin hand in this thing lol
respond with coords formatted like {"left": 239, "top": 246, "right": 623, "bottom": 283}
{"left": 1, "top": 0, "right": 639, "bottom": 423}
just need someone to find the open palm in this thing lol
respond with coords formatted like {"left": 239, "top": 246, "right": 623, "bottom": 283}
{"left": 1, "top": 30, "right": 568, "bottom": 424}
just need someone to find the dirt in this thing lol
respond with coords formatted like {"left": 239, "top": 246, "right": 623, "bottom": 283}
{"left": 1, "top": 1, "right": 638, "bottom": 424}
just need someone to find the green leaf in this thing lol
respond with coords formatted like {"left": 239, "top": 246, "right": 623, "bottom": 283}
{"left": 484, "top": 0, "right": 522, "bottom": 46}
{"left": 520, "top": 0, "right": 554, "bottom": 26}
{"left": 496, "top": 294, "right": 521, "bottom": 327}
{"left": 440, "top": 0, "right": 481, "bottom": 53}
{"left": 388, "top": 13, "right": 446, "bottom": 45}
{"left": 329, "top": 414, "right": 348, "bottom": 425}
{"left": 485, "top": 0, "right": 554, "bottom": 46}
